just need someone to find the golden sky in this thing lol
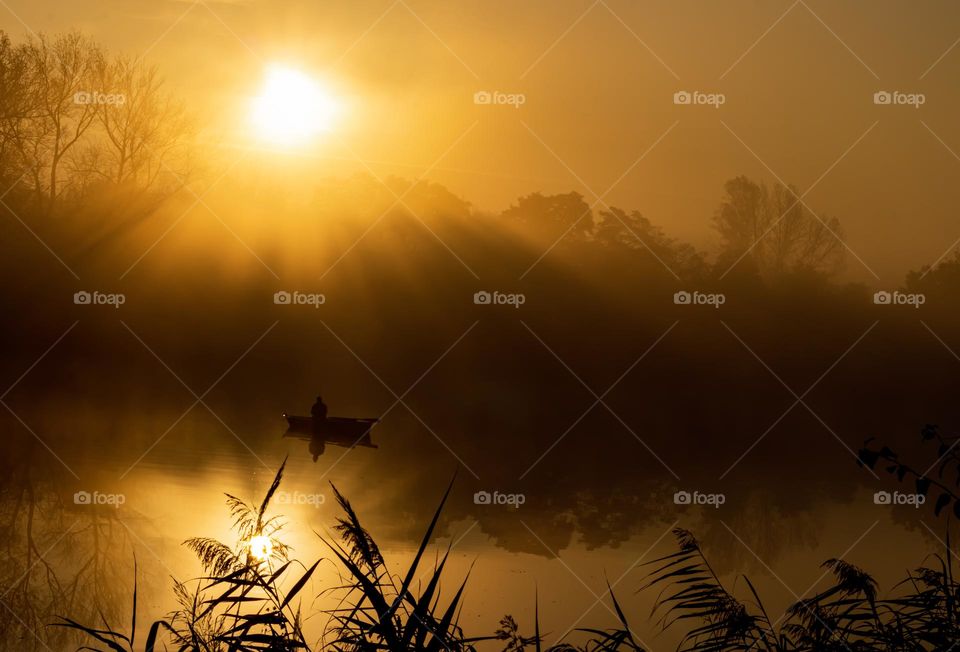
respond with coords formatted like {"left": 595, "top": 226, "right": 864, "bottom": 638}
{"left": 4, "top": 0, "right": 960, "bottom": 279}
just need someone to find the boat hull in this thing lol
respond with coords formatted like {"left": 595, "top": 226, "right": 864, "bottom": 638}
{"left": 283, "top": 414, "right": 378, "bottom": 448}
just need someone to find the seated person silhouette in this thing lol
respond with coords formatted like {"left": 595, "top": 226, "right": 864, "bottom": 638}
{"left": 311, "top": 395, "right": 328, "bottom": 425}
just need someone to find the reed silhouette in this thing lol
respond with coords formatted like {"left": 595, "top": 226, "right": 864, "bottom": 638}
{"left": 51, "top": 459, "right": 960, "bottom": 651}
{"left": 860, "top": 424, "right": 960, "bottom": 518}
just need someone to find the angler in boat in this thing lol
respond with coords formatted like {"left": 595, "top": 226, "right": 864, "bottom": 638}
{"left": 283, "top": 395, "right": 378, "bottom": 461}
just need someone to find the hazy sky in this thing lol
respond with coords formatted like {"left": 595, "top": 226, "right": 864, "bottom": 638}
{"left": 4, "top": 0, "right": 960, "bottom": 280}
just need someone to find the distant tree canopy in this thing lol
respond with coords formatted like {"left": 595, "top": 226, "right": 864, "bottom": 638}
{"left": 500, "top": 191, "right": 706, "bottom": 278}
{"left": 594, "top": 206, "right": 705, "bottom": 274}
{"left": 501, "top": 191, "right": 594, "bottom": 237}
{"left": 906, "top": 249, "right": 960, "bottom": 299}
{"left": 500, "top": 180, "right": 844, "bottom": 280}
{"left": 0, "top": 30, "right": 193, "bottom": 212}
{"left": 713, "top": 176, "right": 844, "bottom": 278}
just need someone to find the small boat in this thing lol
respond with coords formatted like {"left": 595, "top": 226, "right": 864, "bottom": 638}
{"left": 282, "top": 414, "right": 379, "bottom": 454}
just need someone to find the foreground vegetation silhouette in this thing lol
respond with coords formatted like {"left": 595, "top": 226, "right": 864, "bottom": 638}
{"left": 52, "top": 458, "right": 960, "bottom": 651}
{"left": 860, "top": 424, "right": 960, "bottom": 519}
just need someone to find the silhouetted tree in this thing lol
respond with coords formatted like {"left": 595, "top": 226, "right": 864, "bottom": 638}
{"left": 0, "top": 34, "right": 34, "bottom": 184}
{"left": 905, "top": 249, "right": 960, "bottom": 302}
{"left": 595, "top": 206, "right": 705, "bottom": 275}
{"left": 0, "top": 30, "right": 193, "bottom": 211}
{"left": 502, "top": 191, "right": 593, "bottom": 240}
{"left": 16, "top": 32, "right": 102, "bottom": 211}
{"left": 713, "top": 176, "right": 844, "bottom": 279}
{"left": 83, "top": 53, "right": 193, "bottom": 192}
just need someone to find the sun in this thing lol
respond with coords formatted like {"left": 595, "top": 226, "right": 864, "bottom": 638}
{"left": 250, "top": 65, "right": 339, "bottom": 146}
{"left": 249, "top": 535, "right": 273, "bottom": 562}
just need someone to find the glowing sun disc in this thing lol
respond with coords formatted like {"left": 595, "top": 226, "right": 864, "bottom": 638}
{"left": 249, "top": 535, "right": 273, "bottom": 561}
{"left": 250, "top": 65, "right": 338, "bottom": 145}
